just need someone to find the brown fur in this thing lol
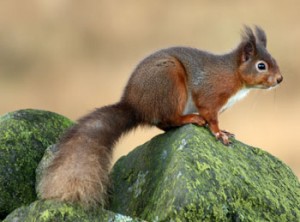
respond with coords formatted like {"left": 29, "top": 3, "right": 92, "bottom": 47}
{"left": 39, "top": 26, "right": 282, "bottom": 208}
{"left": 39, "top": 141, "right": 111, "bottom": 207}
{"left": 38, "top": 103, "right": 139, "bottom": 207}
{"left": 123, "top": 57, "right": 188, "bottom": 125}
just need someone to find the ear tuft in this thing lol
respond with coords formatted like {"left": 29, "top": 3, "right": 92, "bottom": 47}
{"left": 241, "top": 25, "right": 256, "bottom": 45}
{"left": 239, "top": 26, "right": 256, "bottom": 62}
{"left": 254, "top": 25, "right": 267, "bottom": 47}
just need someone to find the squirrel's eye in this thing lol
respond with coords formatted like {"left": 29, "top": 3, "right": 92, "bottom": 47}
{"left": 257, "top": 63, "right": 266, "bottom": 70}
{"left": 255, "top": 61, "right": 268, "bottom": 72}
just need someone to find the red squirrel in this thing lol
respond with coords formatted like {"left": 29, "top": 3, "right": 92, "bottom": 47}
{"left": 38, "top": 26, "right": 283, "bottom": 208}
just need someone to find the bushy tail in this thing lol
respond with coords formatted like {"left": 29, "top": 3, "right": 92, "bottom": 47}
{"left": 38, "top": 102, "right": 139, "bottom": 208}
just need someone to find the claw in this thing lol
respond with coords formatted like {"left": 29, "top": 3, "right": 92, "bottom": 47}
{"left": 215, "top": 131, "right": 231, "bottom": 145}
{"left": 221, "top": 130, "right": 235, "bottom": 138}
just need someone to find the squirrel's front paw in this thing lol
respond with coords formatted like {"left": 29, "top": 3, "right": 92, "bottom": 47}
{"left": 215, "top": 131, "right": 231, "bottom": 145}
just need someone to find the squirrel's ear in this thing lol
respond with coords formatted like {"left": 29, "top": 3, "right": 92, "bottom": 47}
{"left": 239, "top": 26, "right": 256, "bottom": 62}
{"left": 255, "top": 26, "right": 267, "bottom": 47}
{"left": 241, "top": 42, "right": 255, "bottom": 62}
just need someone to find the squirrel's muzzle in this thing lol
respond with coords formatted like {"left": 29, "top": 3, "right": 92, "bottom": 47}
{"left": 276, "top": 75, "right": 283, "bottom": 84}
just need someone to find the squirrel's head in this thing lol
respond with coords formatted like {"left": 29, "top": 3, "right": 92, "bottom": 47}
{"left": 237, "top": 26, "right": 283, "bottom": 89}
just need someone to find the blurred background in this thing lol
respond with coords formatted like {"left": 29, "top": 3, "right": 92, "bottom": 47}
{"left": 0, "top": 0, "right": 299, "bottom": 177}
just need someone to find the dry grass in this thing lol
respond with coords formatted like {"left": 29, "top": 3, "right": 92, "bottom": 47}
{"left": 0, "top": 0, "right": 299, "bottom": 177}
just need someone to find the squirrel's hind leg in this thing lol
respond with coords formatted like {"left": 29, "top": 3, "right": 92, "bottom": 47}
{"left": 157, "top": 114, "right": 206, "bottom": 131}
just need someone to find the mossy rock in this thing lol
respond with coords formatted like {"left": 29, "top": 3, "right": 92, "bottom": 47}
{"left": 109, "top": 124, "right": 300, "bottom": 221}
{"left": 35, "top": 144, "right": 59, "bottom": 199}
{"left": 3, "top": 200, "right": 144, "bottom": 222}
{"left": 0, "top": 109, "right": 73, "bottom": 219}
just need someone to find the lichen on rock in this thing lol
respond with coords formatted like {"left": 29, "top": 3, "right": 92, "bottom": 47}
{"left": 3, "top": 200, "right": 144, "bottom": 222}
{"left": 3, "top": 109, "right": 299, "bottom": 221}
{"left": 0, "top": 109, "right": 73, "bottom": 219}
{"left": 109, "top": 124, "right": 300, "bottom": 221}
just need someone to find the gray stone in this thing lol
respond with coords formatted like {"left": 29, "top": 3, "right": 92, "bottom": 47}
{"left": 109, "top": 124, "right": 300, "bottom": 221}
{"left": 3, "top": 200, "right": 144, "bottom": 222}
{"left": 0, "top": 109, "right": 73, "bottom": 219}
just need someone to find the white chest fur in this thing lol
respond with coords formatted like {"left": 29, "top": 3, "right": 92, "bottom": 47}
{"left": 219, "top": 88, "right": 251, "bottom": 113}
{"left": 182, "top": 88, "right": 251, "bottom": 115}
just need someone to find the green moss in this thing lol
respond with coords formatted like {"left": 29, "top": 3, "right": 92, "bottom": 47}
{"left": 109, "top": 124, "right": 300, "bottom": 221}
{"left": 3, "top": 200, "right": 144, "bottom": 222}
{"left": 0, "top": 109, "right": 73, "bottom": 219}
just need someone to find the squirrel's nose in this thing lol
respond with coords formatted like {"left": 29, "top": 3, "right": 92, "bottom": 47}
{"left": 277, "top": 75, "right": 283, "bottom": 84}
